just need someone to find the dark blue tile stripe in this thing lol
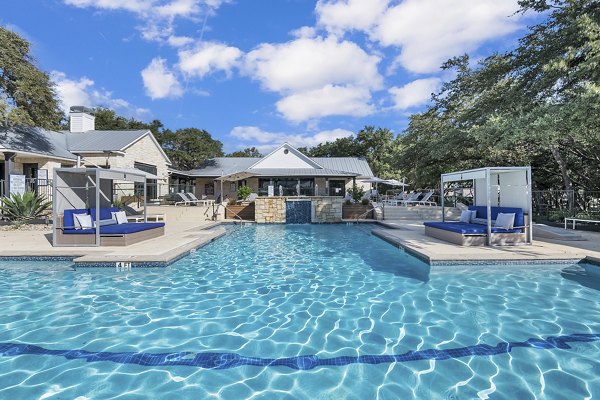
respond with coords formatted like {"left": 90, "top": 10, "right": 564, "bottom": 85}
{"left": 0, "top": 333, "right": 598, "bottom": 371}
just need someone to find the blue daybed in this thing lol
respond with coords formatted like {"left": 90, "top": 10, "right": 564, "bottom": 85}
{"left": 55, "top": 207, "right": 165, "bottom": 246}
{"left": 424, "top": 206, "right": 528, "bottom": 246}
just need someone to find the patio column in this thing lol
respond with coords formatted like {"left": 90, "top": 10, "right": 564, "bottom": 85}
{"left": 2, "top": 152, "right": 16, "bottom": 197}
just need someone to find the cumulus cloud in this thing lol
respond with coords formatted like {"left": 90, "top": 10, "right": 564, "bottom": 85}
{"left": 375, "top": 0, "right": 522, "bottom": 73}
{"left": 316, "top": 0, "right": 389, "bottom": 35}
{"left": 178, "top": 42, "right": 242, "bottom": 78}
{"left": 276, "top": 85, "right": 374, "bottom": 122}
{"left": 229, "top": 125, "right": 354, "bottom": 152}
{"left": 167, "top": 35, "right": 194, "bottom": 47}
{"left": 141, "top": 57, "right": 184, "bottom": 99}
{"left": 242, "top": 36, "right": 381, "bottom": 121}
{"left": 51, "top": 70, "right": 150, "bottom": 117}
{"left": 244, "top": 36, "right": 382, "bottom": 93}
{"left": 315, "top": 0, "right": 523, "bottom": 74}
{"left": 388, "top": 77, "right": 441, "bottom": 110}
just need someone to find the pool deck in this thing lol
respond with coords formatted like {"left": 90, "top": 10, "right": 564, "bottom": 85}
{"left": 372, "top": 220, "right": 600, "bottom": 265}
{"left": 1, "top": 205, "right": 599, "bottom": 267}
{"left": 0, "top": 206, "right": 226, "bottom": 267}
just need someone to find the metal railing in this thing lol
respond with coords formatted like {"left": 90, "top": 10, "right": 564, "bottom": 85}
{"left": 532, "top": 189, "right": 600, "bottom": 222}
{"left": 0, "top": 179, "right": 53, "bottom": 202}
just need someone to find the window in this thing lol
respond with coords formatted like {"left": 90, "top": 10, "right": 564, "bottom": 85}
{"left": 259, "top": 178, "right": 314, "bottom": 196}
{"left": 134, "top": 162, "right": 158, "bottom": 199}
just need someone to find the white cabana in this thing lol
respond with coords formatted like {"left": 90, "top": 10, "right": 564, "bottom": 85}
{"left": 441, "top": 167, "right": 533, "bottom": 245}
{"left": 52, "top": 168, "right": 149, "bottom": 246}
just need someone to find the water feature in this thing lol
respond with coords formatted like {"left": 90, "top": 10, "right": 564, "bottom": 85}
{"left": 285, "top": 199, "right": 311, "bottom": 223}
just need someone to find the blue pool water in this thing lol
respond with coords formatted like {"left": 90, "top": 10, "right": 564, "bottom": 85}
{"left": 1, "top": 224, "right": 599, "bottom": 399}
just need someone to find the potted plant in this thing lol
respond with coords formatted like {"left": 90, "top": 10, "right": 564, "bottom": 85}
{"left": 237, "top": 186, "right": 252, "bottom": 203}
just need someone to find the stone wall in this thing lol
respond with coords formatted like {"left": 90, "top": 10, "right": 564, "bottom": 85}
{"left": 312, "top": 197, "right": 343, "bottom": 223}
{"left": 255, "top": 197, "right": 286, "bottom": 223}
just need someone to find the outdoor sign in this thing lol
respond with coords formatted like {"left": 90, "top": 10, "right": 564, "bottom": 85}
{"left": 9, "top": 174, "right": 26, "bottom": 196}
{"left": 268, "top": 185, "right": 274, "bottom": 197}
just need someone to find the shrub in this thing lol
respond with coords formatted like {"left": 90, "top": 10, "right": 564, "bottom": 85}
{"left": 112, "top": 197, "right": 131, "bottom": 210}
{"left": 0, "top": 192, "right": 51, "bottom": 222}
{"left": 237, "top": 185, "right": 252, "bottom": 201}
{"left": 347, "top": 184, "right": 365, "bottom": 202}
{"left": 361, "top": 198, "right": 370, "bottom": 206}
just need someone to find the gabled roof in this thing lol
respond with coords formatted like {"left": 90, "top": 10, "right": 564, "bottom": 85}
{"left": 181, "top": 155, "right": 373, "bottom": 178}
{"left": 65, "top": 129, "right": 171, "bottom": 164}
{"left": 0, "top": 127, "right": 77, "bottom": 161}
{"left": 249, "top": 142, "right": 323, "bottom": 169}
{"left": 65, "top": 130, "right": 149, "bottom": 152}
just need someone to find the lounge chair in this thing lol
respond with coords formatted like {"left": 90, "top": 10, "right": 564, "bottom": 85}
{"left": 405, "top": 191, "right": 436, "bottom": 206}
{"left": 401, "top": 191, "right": 421, "bottom": 206}
{"left": 187, "top": 192, "right": 214, "bottom": 206}
{"left": 174, "top": 192, "right": 192, "bottom": 206}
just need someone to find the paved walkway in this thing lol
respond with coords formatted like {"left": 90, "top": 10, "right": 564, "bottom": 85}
{"left": 374, "top": 220, "right": 600, "bottom": 264}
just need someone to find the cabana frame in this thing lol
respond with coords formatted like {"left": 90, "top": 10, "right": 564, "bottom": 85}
{"left": 52, "top": 168, "right": 149, "bottom": 247}
{"left": 440, "top": 166, "right": 533, "bottom": 245}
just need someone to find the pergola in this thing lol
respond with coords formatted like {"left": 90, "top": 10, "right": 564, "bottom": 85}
{"left": 52, "top": 168, "right": 150, "bottom": 246}
{"left": 440, "top": 167, "right": 533, "bottom": 245}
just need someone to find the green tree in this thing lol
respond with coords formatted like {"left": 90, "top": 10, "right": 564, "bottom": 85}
{"left": 398, "top": 0, "right": 600, "bottom": 190}
{"left": 227, "top": 147, "right": 262, "bottom": 157}
{"left": 0, "top": 26, "right": 64, "bottom": 129}
{"left": 160, "top": 128, "right": 224, "bottom": 170}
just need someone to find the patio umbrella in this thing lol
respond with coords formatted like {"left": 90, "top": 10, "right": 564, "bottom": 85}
{"left": 382, "top": 178, "right": 410, "bottom": 192}
{"left": 362, "top": 177, "right": 387, "bottom": 194}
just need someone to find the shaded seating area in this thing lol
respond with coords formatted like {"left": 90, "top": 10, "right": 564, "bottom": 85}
{"left": 424, "top": 167, "right": 533, "bottom": 246}
{"left": 53, "top": 168, "right": 165, "bottom": 247}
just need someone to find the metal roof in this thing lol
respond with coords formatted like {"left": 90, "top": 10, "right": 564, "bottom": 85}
{"left": 0, "top": 127, "right": 77, "bottom": 160}
{"left": 313, "top": 157, "right": 373, "bottom": 178}
{"left": 65, "top": 130, "right": 149, "bottom": 152}
{"left": 251, "top": 168, "right": 358, "bottom": 177}
{"left": 184, "top": 156, "right": 373, "bottom": 178}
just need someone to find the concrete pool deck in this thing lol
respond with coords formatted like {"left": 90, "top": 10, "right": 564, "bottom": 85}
{"left": 372, "top": 220, "right": 600, "bottom": 265}
{"left": 0, "top": 206, "right": 599, "bottom": 267}
{"left": 0, "top": 206, "right": 226, "bottom": 266}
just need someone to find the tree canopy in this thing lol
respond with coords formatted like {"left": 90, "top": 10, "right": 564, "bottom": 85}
{"left": 0, "top": 26, "right": 64, "bottom": 129}
{"left": 397, "top": 0, "right": 600, "bottom": 190}
{"left": 227, "top": 147, "right": 263, "bottom": 157}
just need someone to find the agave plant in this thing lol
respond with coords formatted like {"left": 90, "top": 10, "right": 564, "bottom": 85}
{"left": 0, "top": 191, "right": 52, "bottom": 222}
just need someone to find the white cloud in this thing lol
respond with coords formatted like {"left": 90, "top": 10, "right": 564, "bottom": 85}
{"left": 63, "top": 0, "right": 229, "bottom": 44}
{"left": 316, "top": 0, "right": 389, "bottom": 35}
{"left": 51, "top": 71, "right": 150, "bottom": 117}
{"left": 374, "top": 0, "right": 522, "bottom": 73}
{"left": 167, "top": 35, "right": 194, "bottom": 47}
{"left": 388, "top": 77, "right": 441, "bottom": 110}
{"left": 229, "top": 126, "right": 355, "bottom": 152}
{"left": 276, "top": 85, "right": 374, "bottom": 122}
{"left": 244, "top": 36, "right": 382, "bottom": 93}
{"left": 178, "top": 42, "right": 242, "bottom": 78}
{"left": 141, "top": 57, "right": 184, "bottom": 99}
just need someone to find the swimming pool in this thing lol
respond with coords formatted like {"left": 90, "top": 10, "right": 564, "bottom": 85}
{"left": 1, "top": 224, "right": 599, "bottom": 399}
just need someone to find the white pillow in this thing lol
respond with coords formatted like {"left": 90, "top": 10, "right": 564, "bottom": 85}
{"left": 459, "top": 210, "right": 472, "bottom": 223}
{"left": 111, "top": 211, "right": 128, "bottom": 224}
{"left": 72, "top": 213, "right": 88, "bottom": 229}
{"left": 495, "top": 213, "right": 515, "bottom": 230}
{"left": 74, "top": 213, "right": 93, "bottom": 229}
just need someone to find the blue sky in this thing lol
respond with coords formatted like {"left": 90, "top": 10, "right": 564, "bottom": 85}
{"left": 2, "top": 0, "right": 537, "bottom": 153}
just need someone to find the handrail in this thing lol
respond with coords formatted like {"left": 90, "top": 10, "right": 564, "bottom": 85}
{"left": 206, "top": 203, "right": 246, "bottom": 224}
{"left": 356, "top": 204, "right": 383, "bottom": 223}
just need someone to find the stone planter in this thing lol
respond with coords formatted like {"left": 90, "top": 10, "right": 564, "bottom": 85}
{"left": 342, "top": 204, "right": 373, "bottom": 219}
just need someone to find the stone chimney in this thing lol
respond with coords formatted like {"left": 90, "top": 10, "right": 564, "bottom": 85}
{"left": 69, "top": 106, "right": 95, "bottom": 133}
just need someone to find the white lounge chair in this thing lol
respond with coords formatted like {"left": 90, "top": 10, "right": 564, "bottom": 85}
{"left": 404, "top": 191, "right": 436, "bottom": 206}
{"left": 187, "top": 192, "right": 214, "bottom": 206}
{"left": 401, "top": 191, "right": 421, "bottom": 206}
{"left": 174, "top": 192, "right": 192, "bottom": 206}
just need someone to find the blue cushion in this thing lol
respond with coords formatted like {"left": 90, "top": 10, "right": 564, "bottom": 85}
{"left": 63, "top": 222, "right": 164, "bottom": 235}
{"left": 63, "top": 209, "right": 89, "bottom": 228}
{"left": 468, "top": 206, "right": 524, "bottom": 228}
{"left": 89, "top": 207, "right": 119, "bottom": 221}
{"left": 424, "top": 221, "right": 522, "bottom": 234}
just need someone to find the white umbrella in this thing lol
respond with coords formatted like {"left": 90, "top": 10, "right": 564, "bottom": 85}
{"left": 362, "top": 177, "right": 386, "bottom": 195}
